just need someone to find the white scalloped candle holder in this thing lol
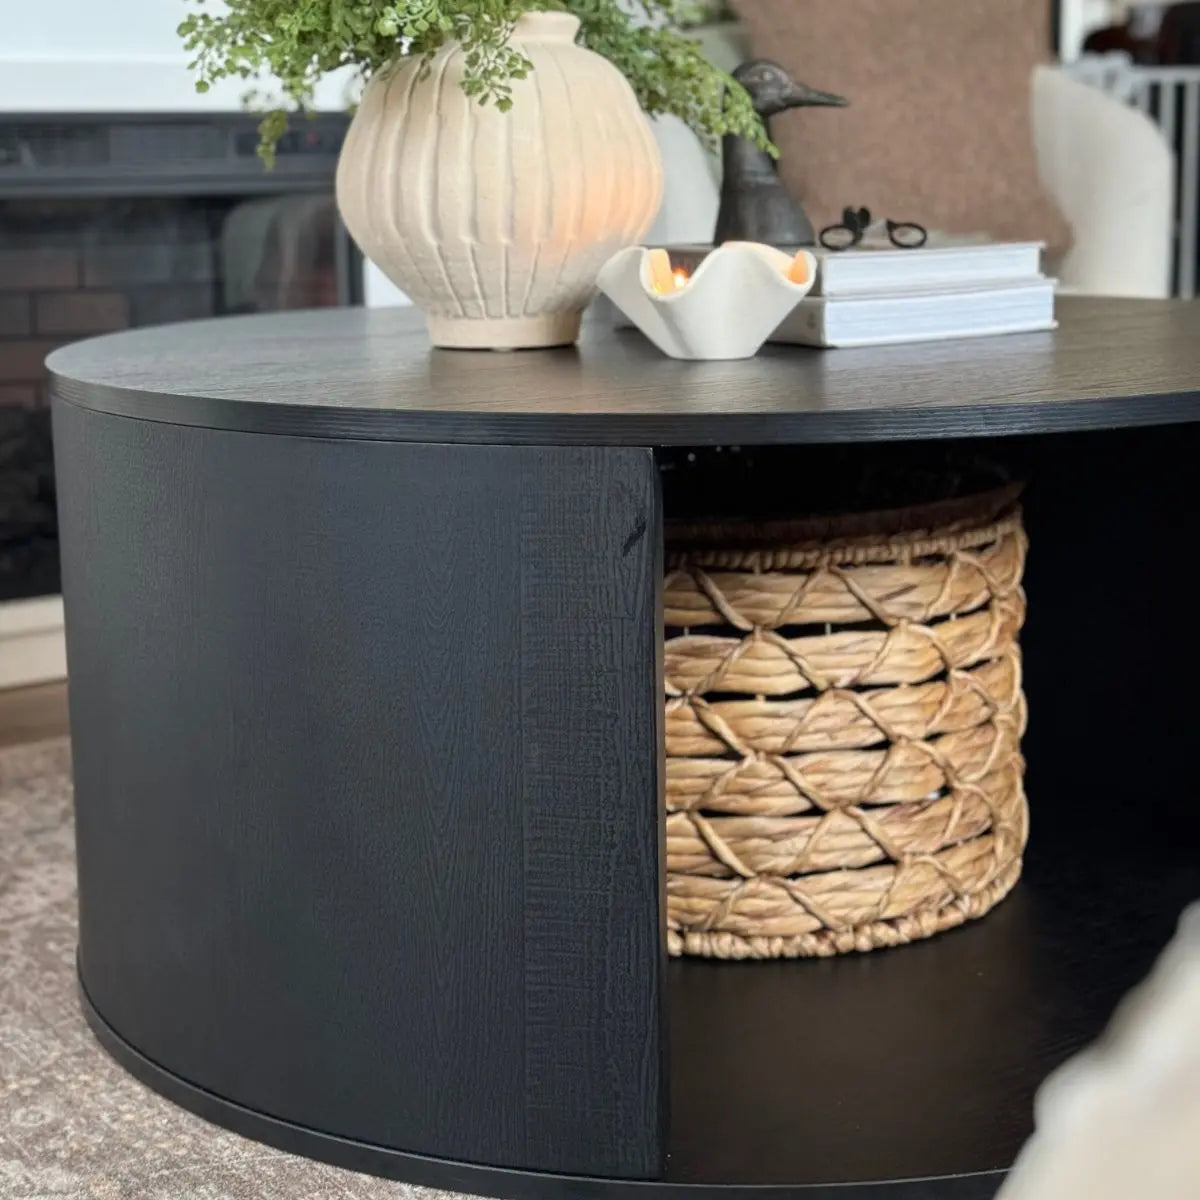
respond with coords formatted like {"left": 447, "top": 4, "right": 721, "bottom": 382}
{"left": 596, "top": 242, "right": 817, "bottom": 360}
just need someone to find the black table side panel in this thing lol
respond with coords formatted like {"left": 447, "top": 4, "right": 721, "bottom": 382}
{"left": 53, "top": 401, "right": 664, "bottom": 1177}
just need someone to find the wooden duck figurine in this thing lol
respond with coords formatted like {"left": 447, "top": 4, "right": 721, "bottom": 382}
{"left": 715, "top": 59, "right": 847, "bottom": 247}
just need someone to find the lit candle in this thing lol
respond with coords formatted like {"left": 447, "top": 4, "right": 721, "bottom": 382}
{"left": 652, "top": 247, "right": 801, "bottom": 292}
{"left": 786, "top": 251, "right": 810, "bottom": 286}
{"left": 647, "top": 248, "right": 691, "bottom": 295}
{"left": 598, "top": 242, "right": 817, "bottom": 360}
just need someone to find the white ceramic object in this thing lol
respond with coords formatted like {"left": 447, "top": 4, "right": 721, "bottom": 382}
{"left": 336, "top": 12, "right": 663, "bottom": 350}
{"left": 596, "top": 242, "right": 817, "bottom": 360}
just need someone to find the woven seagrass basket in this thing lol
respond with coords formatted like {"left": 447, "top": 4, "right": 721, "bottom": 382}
{"left": 664, "top": 485, "right": 1029, "bottom": 959}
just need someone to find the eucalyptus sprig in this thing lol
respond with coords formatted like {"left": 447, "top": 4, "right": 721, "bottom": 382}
{"left": 178, "top": 0, "right": 770, "bottom": 164}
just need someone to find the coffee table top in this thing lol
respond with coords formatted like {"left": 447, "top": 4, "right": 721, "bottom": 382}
{"left": 48, "top": 296, "right": 1200, "bottom": 446}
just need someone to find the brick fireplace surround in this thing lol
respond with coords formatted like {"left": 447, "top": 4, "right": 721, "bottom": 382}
{"left": 1, "top": 200, "right": 225, "bottom": 409}
{"left": 0, "top": 114, "right": 353, "bottom": 682}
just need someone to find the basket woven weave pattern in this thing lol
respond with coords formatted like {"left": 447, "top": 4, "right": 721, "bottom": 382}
{"left": 664, "top": 506, "right": 1028, "bottom": 959}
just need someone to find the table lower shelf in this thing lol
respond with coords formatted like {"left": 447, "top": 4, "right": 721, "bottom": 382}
{"left": 82, "top": 808, "right": 1199, "bottom": 1200}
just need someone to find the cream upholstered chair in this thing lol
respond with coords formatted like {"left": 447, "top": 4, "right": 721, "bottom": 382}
{"left": 1033, "top": 64, "right": 1173, "bottom": 297}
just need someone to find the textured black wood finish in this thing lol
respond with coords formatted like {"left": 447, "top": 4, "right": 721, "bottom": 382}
{"left": 81, "top": 980, "right": 999, "bottom": 1198}
{"left": 53, "top": 402, "right": 663, "bottom": 1178}
{"left": 665, "top": 425, "right": 1200, "bottom": 1189}
{"left": 518, "top": 452, "right": 666, "bottom": 1169}
{"left": 63, "top": 423, "right": 1200, "bottom": 1199}
{"left": 50, "top": 291, "right": 1200, "bottom": 1200}
{"left": 667, "top": 831, "right": 1199, "bottom": 1188}
{"left": 79, "top": 774, "right": 1198, "bottom": 1200}
{"left": 48, "top": 298, "right": 1200, "bottom": 446}
{"left": 81, "top": 981, "right": 999, "bottom": 1199}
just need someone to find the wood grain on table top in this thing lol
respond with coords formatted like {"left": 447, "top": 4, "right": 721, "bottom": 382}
{"left": 47, "top": 297, "right": 1200, "bottom": 445}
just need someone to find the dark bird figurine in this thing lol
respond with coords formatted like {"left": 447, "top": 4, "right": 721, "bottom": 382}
{"left": 715, "top": 59, "right": 847, "bottom": 248}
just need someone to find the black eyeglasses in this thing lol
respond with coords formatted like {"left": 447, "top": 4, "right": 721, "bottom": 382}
{"left": 819, "top": 206, "right": 928, "bottom": 251}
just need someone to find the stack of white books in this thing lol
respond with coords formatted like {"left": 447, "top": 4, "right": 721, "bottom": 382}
{"left": 771, "top": 241, "right": 1056, "bottom": 349}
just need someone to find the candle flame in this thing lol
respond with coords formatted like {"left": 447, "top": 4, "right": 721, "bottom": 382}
{"left": 786, "top": 252, "right": 810, "bottom": 285}
{"left": 647, "top": 249, "right": 691, "bottom": 295}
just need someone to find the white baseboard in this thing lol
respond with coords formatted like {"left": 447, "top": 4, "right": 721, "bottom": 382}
{"left": 0, "top": 595, "right": 67, "bottom": 690}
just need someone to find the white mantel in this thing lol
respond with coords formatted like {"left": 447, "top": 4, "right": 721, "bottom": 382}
{"left": 0, "top": 57, "right": 356, "bottom": 114}
{"left": 2, "top": 0, "right": 186, "bottom": 58}
{"left": 0, "top": 0, "right": 354, "bottom": 113}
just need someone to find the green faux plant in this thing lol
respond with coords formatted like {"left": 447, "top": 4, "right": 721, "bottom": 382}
{"left": 178, "top": 0, "right": 770, "bottom": 164}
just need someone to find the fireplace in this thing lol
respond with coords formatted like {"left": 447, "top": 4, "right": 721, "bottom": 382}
{"left": 0, "top": 112, "right": 359, "bottom": 611}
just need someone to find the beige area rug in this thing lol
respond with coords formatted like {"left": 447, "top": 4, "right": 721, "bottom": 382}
{"left": 0, "top": 738, "right": 470, "bottom": 1200}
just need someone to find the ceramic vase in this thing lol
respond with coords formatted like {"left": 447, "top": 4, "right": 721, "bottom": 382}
{"left": 336, "top": 12, "right": 664, "bottom": 350}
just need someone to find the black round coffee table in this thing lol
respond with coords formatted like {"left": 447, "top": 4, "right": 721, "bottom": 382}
{"left": 48, "top": 299, "right": 1200, "bottom": 1199}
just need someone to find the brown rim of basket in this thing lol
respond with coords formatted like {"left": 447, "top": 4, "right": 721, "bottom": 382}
{"left": 665, "top": 482, "right": 1024, "bottom": 561}
{"left": 666, "top": 850, "right": 1024, "bottom": 960}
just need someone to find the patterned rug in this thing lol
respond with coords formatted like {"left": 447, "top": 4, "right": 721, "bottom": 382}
{"left": 0, "top": 738, "right": 466, "bottom": 1200}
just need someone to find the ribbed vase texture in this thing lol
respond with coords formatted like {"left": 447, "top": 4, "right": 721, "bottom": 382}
{"left": 336, "top": 12, "right": 664, "bottom": 348}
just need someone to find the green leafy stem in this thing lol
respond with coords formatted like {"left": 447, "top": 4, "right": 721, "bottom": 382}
{"left": 178, "top": 0, "right": 770, "bottom": 164}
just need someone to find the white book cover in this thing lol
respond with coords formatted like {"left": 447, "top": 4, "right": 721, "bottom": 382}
{"left": 811, "top": 240, "right": 1045, "bottom": 298}
{"left": 772, "top": 279, "right": 1057, "bottom": 348}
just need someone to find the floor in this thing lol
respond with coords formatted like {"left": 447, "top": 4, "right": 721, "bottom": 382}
{"left": 0, "top": 681, "right": 69, "bottom": 749}
{"left": 0, "top": 721, "right": 458, "bottom": 1200}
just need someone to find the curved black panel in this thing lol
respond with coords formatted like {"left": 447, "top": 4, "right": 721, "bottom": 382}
{"left": 53, "top": 400, "right": 664, "bottom": 1178}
